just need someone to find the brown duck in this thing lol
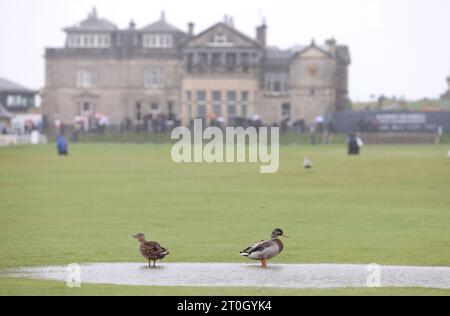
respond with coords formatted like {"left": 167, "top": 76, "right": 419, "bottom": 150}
{"left": 131, "top": 233, "right": 170, "bottom": 268}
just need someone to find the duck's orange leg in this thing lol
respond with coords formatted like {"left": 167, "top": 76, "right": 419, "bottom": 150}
{"left": 261, "top": 259, "right": 267, "bottom": 268}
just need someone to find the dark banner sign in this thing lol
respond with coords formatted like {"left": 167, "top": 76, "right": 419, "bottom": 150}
{"left": 375, "top": 113, "right": 436, "bottom": 132}
{"left": 328, "top": 111, "right": 450, "bottom": 134}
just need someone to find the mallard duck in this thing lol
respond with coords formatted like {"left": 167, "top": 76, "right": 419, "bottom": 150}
{"left": 304, "top": 157, "right": 313, "bottom": 169}
{"left": 131, "top": 233, "right": 169, "bottom": 268}
{"left": 239, "top": 228, "right": 289, "bottom": 268}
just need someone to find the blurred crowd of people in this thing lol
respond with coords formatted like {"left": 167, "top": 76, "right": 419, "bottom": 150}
{"left": 1, "top": 120, "right": 42, "bottom": 135}
{"left": 50, "top": 112, "right": 344, "bottom": 147}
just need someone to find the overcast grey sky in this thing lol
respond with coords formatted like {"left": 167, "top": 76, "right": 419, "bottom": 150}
{"left": 0, "top": 0, "right": 449, "bottom": 101}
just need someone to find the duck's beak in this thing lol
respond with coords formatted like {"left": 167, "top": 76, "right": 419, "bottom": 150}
{"left": 130, "top": 234, "right": 137, "bottom": 238}
{"left": 282, "top": 234, "right": 290, "bottom": 238}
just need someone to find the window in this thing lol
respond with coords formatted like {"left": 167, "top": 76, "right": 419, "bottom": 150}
{"left": 212, "top": 91, "right": 222, "bottom": 116}
{"left": 213, "top": 33, "right": 228, "bottom": 43}
{"left": 226, "top": 53, "right": 237, "bottom": 72}
{"left": 227, "top": 91, "right": 236, "bottom": 117}
{"left": 77, "top": 69, "right": 96, "bottom": 88}
{"left": 241, "top": 53, "right": 250, "bottom": 72}
{"left": 282, "top": 103, "right": 291, "bottom": 119}
{"left": 196, "top": 91, "right": 206, "bottom": 118}
{"left": 145, "top": 67, "right": 164, "bottom": 87}
{"left": 83, "top": 102, "right": 91, "bottom": 112}
{"left": 241, "top": 91, "right": 249, "bottom": 118}
{"left": 265, "top": 73, "right": 288, "bottom": 94}
{"left": 209, "top": 33, "right": 233, "bottom": 47}
{"left": 143, "top": 34, "right": 173, "bottom": 48}
{"left": 273, "top": 81, "right": 282, "bottom": 92}
{"left": 187, "top": 53, "right": 194, "bottom": 72}
{"left": 6, "top": 95, "right": 27, "bottom": 107}
{"left": 150, "top": 102, "right": 159, "bottom": 111}
{"left": 211, "top": 53, "right": 222, "bottom": 71}
{"left": 186, "top": 91, "right": 193, "bottom": 121}
{"left": 198, "top": 53, "right": 208, "bottom": 72}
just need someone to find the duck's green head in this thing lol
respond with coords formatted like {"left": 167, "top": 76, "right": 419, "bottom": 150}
{"left": 272, "top": 228, "right": 289, "bottom": 239}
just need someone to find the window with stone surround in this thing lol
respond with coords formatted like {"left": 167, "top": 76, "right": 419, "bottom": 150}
{"left": 209, "top": 33, "right": 233, "bottom": 47}
{"left": 6, "top": 95, "right": 29, "bottom": 107}
{"left": 76, "top": 69, "right": 96, "bottom": 88}
{"left": 198, "top": 53, "right": 208, "bottom": 72}
{"left": 265, "top": 72, "right": 288, "bottom": 94}
{"left": 187, "top": 53, "right": 194, "bottom": 72}
{"left": 186, "top": 91, "right": 193, "bottom": 121}
{"left": 68, "top": 34, "right": 111, "bottom": 48}
{"left": 212, "top": 91, "right": 222, "bottom": 116}
{"left": 150, "top": 102, "right": 159, "bottom": 112}
{"left": 211, "top": 53, "right": 222, "bottom": 71}
{"left": 282, "top": 103, "right": 291, "bottom": 119}
{"left": 143, "top": 34, "right": 173, "bottom": 48}
{"left": 226, "top": 53, "right": 237, "bottom": 72}
{"left": 241, "top": 91, "right": 249, "bottom": 118}
{"left": 227, "top": 91, "right": 237, "bottom": 117}
{"left": 196, "top": 91, "right": 206, "bottom": 119}
{"left": 144, "top": 67, "right": 165, "bottom": 87}
{"left": 241, "top": 53, "right": 250, "bottom": 72}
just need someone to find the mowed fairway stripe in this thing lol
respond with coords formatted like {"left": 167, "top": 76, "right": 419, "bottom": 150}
{"left": 7, "top": 262, "right": 450, "bottom": 289}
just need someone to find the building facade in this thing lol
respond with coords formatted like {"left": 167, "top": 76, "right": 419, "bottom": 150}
{"left": 0, "top": 77, "right": 37, "bottom": 113}
{"left": 43, "top": 9, "right": 351, "bottom": 130}
{"left": 0, "top": 77, "right": 43, "bottom": 133}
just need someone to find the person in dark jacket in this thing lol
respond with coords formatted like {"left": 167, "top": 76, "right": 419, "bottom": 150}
{"left": 56, "top": 134, "right": 68, "bottom": 156}
{"left": 348, "top": 134, "right": 360, "bottom": 155}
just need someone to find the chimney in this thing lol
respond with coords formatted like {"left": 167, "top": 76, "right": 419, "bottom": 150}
{"left": 129, "top": 19, "right": 136, "bottom": 30}
{"left": 223, "top": 15, "right": 234, "bottom": 28}
{"left": 325, "top": 38, "right": 336, "bottom": 46}
{"left": 256, "top": 21, "right": 267, "bottom": 47}
{"left": 90, "top": 7, "right": 98, "bottom": 19}
{"left": 188, "top": 22, "right": 195, "bottom": 37}
{"left": 326, "top": 38, "right": 336, "bottom": 56}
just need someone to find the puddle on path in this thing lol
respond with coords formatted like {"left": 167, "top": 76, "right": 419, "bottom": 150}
{"left": 7, "top": 262, "right": 450, "bottom": 289}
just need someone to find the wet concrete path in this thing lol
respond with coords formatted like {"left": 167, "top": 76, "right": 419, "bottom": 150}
{"left": 7, "top": 262, "right": 450, "bottom": 289}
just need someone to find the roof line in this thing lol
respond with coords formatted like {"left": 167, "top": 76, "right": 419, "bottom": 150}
{"left": 184, "top": 22, "right": 262, "bottom": 48}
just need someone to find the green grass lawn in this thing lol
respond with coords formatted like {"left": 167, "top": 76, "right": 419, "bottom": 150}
{"left": 0, "top": 143, "right": 449, "bottom": 295}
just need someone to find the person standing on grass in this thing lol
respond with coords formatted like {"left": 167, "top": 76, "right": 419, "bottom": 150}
{"left": 56, "top": 134, "right": 68, "bottom": 156}
{"left": 348, "top": 134, "right": 360, "bottom": 155}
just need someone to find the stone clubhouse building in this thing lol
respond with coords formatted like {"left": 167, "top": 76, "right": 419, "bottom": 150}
{"left": 43, "top": 8, "right": 351, "bottom": 130}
